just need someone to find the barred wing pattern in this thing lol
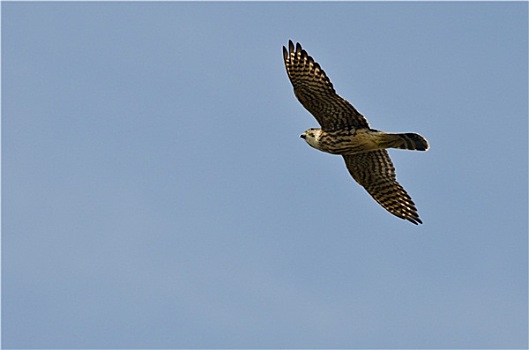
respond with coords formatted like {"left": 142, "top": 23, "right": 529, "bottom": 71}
{"left": 343, "top": 151, "right": 422, "bottom": 225}
{"left": 283, "top": 40, "right": 369, "bottom": 131}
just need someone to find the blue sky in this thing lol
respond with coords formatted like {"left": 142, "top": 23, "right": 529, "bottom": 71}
{"left": 2, "top": 2, "right": 527, "bottom": 348}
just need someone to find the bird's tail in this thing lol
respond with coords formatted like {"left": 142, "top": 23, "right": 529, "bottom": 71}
{"left": 377, "top": 132, "right": 429, "bottom": 151}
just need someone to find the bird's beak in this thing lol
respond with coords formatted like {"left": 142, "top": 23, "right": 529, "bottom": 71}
{"left": 300, "top": 134, "right": 306, "bottom": 139}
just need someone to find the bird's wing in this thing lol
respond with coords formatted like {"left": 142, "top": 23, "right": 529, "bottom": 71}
{"left": 343, "top": 150, "right": 422, "bottom": 224}
{"left": 283, "top": 40, "right": 370, "bottom": 131}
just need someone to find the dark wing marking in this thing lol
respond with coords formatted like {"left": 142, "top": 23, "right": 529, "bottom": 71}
{"left": 343, "top": 150, "right": 422, "bottom": 224}
{"left": 283, "top": 40, "right": 370, "bottom": 131}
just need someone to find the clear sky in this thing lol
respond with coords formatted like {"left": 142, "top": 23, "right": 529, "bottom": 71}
{"left": 3, "top": 2, "right": 527, "bottom": 348}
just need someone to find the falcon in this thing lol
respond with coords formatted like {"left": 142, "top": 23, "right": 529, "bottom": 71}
{"left": 283, "top": 40, "right": 429, "bottom": 225}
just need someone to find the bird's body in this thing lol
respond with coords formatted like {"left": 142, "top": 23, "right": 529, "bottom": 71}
{"left": 283, "top": 40, "right": 429, "bottom": 225}
{"left": 301, "top": 128, "right": 429, "bottom": 155}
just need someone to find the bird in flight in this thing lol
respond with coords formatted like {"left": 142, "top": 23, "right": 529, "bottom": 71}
{"left": 283, "top": 40, "right": 429, "bottom": 225}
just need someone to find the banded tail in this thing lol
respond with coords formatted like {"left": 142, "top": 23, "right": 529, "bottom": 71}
{"left": 377, "top": 132, "right": 429, "bottom": 151}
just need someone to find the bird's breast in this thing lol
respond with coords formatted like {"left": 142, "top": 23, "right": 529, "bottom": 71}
{"left": 313, "top": 129, "right": 379, "bottom": 155}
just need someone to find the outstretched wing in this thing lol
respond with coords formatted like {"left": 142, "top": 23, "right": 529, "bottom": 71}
{"left": 283, "top": 40, "right": 369, "bottom": 131}
{"left": 343, "top": 150, "right": 422, "bottom": 224}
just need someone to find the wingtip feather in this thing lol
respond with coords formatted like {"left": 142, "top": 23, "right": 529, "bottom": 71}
{"left": 295, "top": 42, "right": 302, "bottom": 52}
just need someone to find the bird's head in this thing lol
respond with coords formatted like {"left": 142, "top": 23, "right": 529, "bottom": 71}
{"left": 300, "top": 128, "right": 322, "bottom": 149}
